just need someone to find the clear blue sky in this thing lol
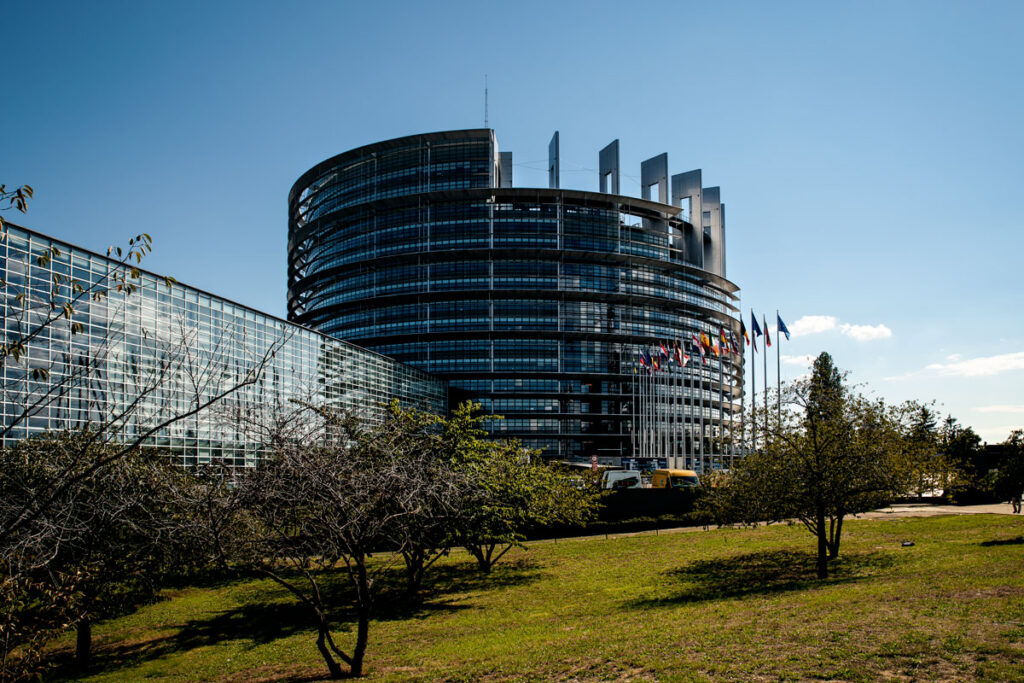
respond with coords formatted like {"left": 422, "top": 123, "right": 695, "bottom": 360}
{"left": 5, "top": 0, "right": 1022, "bottom": 442}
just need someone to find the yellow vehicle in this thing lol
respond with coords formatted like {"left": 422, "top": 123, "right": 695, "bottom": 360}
{"left": 649, "top": 468, "right": 701, "bottom": 489}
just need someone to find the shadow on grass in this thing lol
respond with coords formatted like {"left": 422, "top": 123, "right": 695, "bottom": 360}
{"left": 48, "top": 558, "right": 541, "bottom": 681}
{"left": 626, "top": 549, "right": 896, "bottom": 609}
{"left": 980, "top": 536, "right": 1024, "bottom": 547}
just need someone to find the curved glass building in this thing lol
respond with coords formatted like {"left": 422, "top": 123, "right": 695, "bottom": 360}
{"left": 288, "top": 129, "right": 743, "bottom": 470}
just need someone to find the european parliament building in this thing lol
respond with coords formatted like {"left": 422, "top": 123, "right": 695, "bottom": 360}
{"left": 2, "top": 127, "right": 742, "bottom": 471}
{"left": 288, "top": 129, "right": 743, "bottom": 470}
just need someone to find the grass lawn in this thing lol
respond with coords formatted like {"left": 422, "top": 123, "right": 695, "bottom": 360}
{"left": 47, "top": 513, "right": 1024, "bottom": 682}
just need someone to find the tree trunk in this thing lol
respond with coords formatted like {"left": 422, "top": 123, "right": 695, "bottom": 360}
{"left": 350, "top": 560, "right": 373, "bottom": 677}
{"left": 816, "top": 499, "right": 828, "bottom": 579}
{"left": 351, "top": 607, "right": 369, "bottom": 677}
{"left": 315, "top": 624, "right": 345, "bottom": 679}
{"left": 828, "top": 514, "right": 844, "bottom": 559}
{"left": 403, "top": 548, "right": 425, "bottom": 596}
{"left": 75, "top": 618, "right": 91, "bottom": 670}
{"left": 465, "top": 544, "right": 491, "bottom": 573}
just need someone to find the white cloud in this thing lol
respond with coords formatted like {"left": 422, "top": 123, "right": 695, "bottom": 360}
{"left": 782, "top": 354, "right": 816, "bottom": 367}
{"left": 789, "top": 315, "right": 837, "bottom": 336}
{"left": 974, "top": 404, "right": 1024, "bottom": 414}
{"left": 925, "top": 351, "right": 1024, "bottom": 378}
{"left": 839, "top": 323, "right": 892, "bottom": 342}
{"left": 787, "top": 316, "right": 891, "bottom": 342}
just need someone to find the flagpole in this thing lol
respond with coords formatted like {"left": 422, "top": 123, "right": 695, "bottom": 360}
{"left": 721, "top": 341, "right": 727, "bottom": 470}
{"left": 642, "top": 360, "right": 648, "bottom": 461}
{"left": 776, "top": 310, "right": 782, "bottom": 424}
{"left": 751, "top": 311, "right": 757, "bottom": 449}
{"left": 763, "top": 318, "right": 768, "bottom": 438}
{"left": 641, "top": 360, "right": 646, "bottom": 462}
{"left": 626, "top": 350, "right": 634, "bottom": 466}
{"left": 739, "top": 320, "right": 745, "bottom": 459}
{"left": 698, "top": 352, "right": 703, "bottom": 473}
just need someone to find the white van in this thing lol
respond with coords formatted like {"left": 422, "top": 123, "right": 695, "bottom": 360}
{"left": 601, "top": 469, "right": 644, "bottom": 490}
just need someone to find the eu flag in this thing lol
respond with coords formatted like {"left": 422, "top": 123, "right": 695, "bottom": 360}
{"left": 778, "top": 314, "right": 791, "bottom": 341}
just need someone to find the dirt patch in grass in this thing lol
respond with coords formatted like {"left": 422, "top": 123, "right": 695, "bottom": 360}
{"left": 221, "top": 663, "right": 327, "bottom": 682}
{"left": 949, "top": 585, "right": 1024, "bottom": 601}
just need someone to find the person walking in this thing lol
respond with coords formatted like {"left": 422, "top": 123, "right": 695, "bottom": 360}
{"left": 1012, "top": 491, "right": 1022, "bottom": 514}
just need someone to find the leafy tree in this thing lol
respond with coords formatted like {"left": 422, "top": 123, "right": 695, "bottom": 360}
{"left": 941, "top": 416, "right": 986, "bottom": 502}
{"left": 429, "top": 401, "right": 598, "bottom": 574}
{"left": 458, "top": 439, "right": 597, "bottom": 573}
{"left": 902, "top": 403, "right": 946, "bottom": 497}
{"left": 990, "top": 430, "right": 1024, "bottom": 505}
{"left": 706, "top": 353, "right": 914, "bottom": 579}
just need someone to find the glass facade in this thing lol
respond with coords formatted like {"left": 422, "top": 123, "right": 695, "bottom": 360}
{"left": 289, "top": 129, "right": 744, "bottom": 470}
{"left": 0, "top": 223, "right": 447, "bottom": 466}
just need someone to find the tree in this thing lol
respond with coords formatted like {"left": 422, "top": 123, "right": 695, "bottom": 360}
{"left": 0, "top": 196, "right": 288, "bottom": 677}
{"left": 406, "top": 400, "right": 598, "bottom": 575}
{"left": 363, "top": 402, "right": 468, "bottom": 596}
{"left": 993, "top": 430, "right": 1024, "bottom": 504}
{"left": 174, "top": 400, "right": 463, "bottom": 679}
{"left": 903, "top": 403, "right": 945, "bottom": 498}
{"left": 707, "top": 353, "right": 914, "bottom": 579}
{"left": 0, "top": 433, "right": 176, "bottom": 677}
{"left": 941, "top": 416, "right": 986, "bottom": 502}
{"left": 456, "top": 441, "right": 598, "bottom": 572}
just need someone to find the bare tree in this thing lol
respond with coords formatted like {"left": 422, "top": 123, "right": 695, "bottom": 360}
{"left": 0, "top": 310, "right": 289, "bottom": 550}
{"left": 175, "top": 401, "right": 458, "bottom": 679}
{"left": 0, "top": 433, "right": 178, "bottom": 677}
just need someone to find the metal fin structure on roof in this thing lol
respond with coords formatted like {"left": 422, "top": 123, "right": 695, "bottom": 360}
{"left": 499, "top": 151, "right": 513, "bottom": 188}
{"left": 702, "top": 186, "right": 724, "bottom": 277}
{"left": 599, "top": 139, "right": 620, "bottom": 194}
{"left": 672, "top": 170, "right": 703, "bottom": 268}
{"left": 641, "top": 153, "right": 668, "bottom": 204}
{"left": 548, "top": 131, "right": 560, "bottom": 189}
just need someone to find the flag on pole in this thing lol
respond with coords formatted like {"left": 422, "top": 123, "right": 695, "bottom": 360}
{"left": 764, "top": 316, "right": 772, "bottom": 347}
{"left": 778, "top": 314, "right": 790, "bottom": 341}
{"left": 660, "top": 342, "right": 670, "bottom": 363}
{"left": 691, "top": 334, "right": 708, "bottom": 363}
{"left": 740, "top": 319, "right": 749, "bottom": 344}
{"left": 719, "top": 328, "right": 730, "bottom": 354}
{"left": 674, "top": 341, "right": 687, "bottom": 366}
{"left": 751, "top": 311, "right": 761, "bottom": 352}
{"left": 729, "top": 330, "right": 740, "bottom": 354}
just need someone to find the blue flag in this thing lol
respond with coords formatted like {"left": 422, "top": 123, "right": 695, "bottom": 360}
{"left": 751, "top": 311, "right": 762, "bottom": 336}
{"left": 777, "top": 314, "right": 791, "bottom": 341}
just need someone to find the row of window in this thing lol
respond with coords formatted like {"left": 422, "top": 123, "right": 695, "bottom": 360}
{"left": 1, "top": 226, "right": 447, "bottom": 454}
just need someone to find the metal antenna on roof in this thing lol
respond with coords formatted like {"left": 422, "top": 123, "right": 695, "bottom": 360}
{"left": 484, "top": 74, "right": 489, "bottom": 128}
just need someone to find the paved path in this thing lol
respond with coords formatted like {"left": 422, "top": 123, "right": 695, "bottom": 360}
{"left": 533, "top": 502, "right": 1021, "bottom": 545}
{"left": 858, "top": 501, "right": 1018, "bottom": 519}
